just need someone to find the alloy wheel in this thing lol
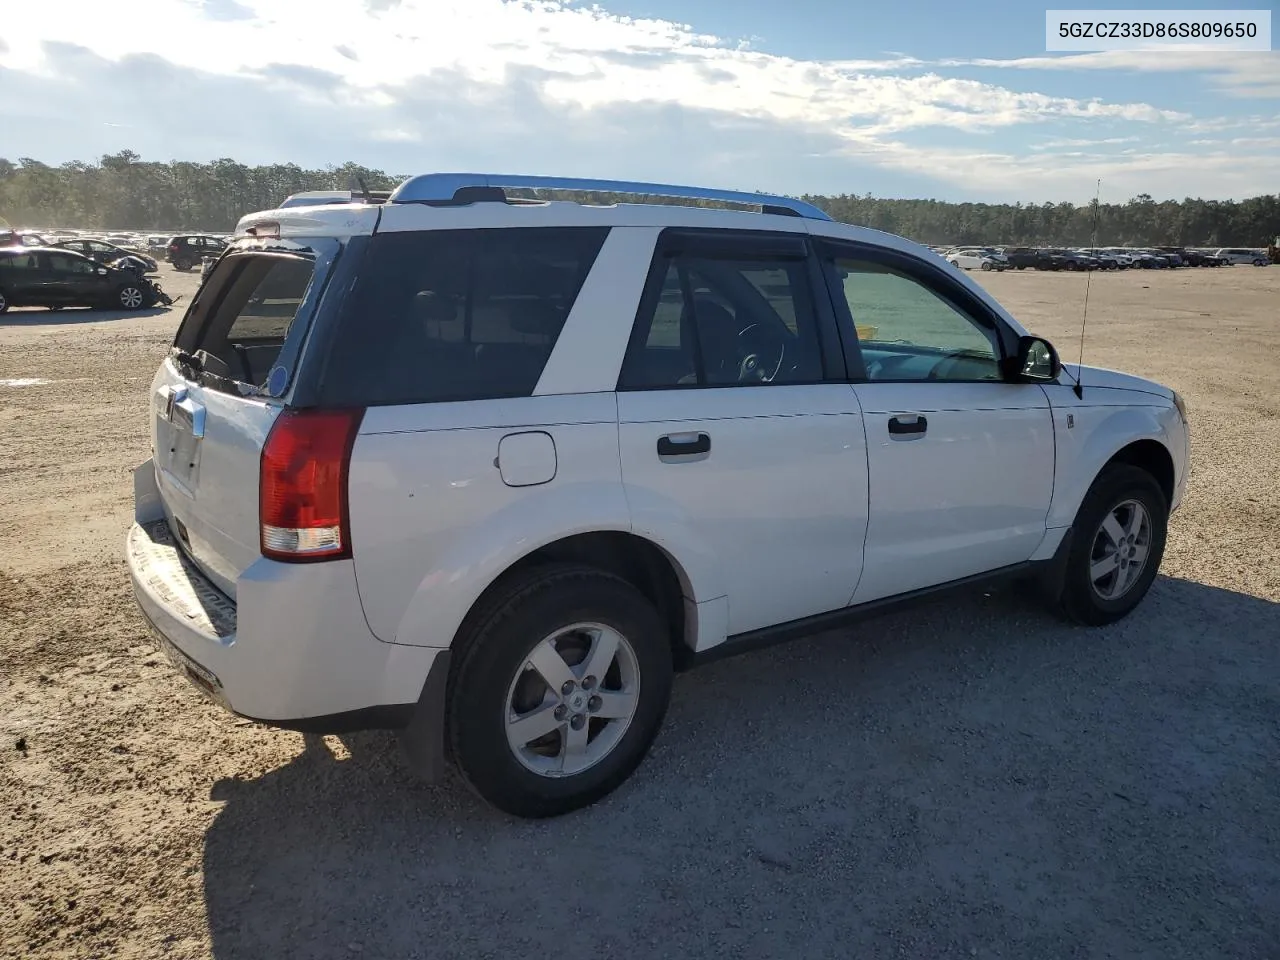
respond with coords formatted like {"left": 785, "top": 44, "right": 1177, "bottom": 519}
{"left": 1089, "top": 499, "right": 1151, "bottom": 601}
{"left": 504, "top": 622, "right": 641, "bottom": 778}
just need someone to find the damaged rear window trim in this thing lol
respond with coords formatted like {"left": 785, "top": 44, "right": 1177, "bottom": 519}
{"left": 172, "top": 239, "right": 343, "bottom": 399}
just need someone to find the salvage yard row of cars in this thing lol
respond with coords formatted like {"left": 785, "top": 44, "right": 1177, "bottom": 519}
{"left": 0, "top": 229, "right": 231, "bottom": 313}
{"left": 937, "top": 244, "right": 1274, "bottom": 272}
{"left": 5, "top": 228, "right": 231, "bottom": 270}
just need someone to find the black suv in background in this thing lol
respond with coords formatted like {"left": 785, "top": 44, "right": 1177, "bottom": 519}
{"left": 166, "top": 235, "right": 227, "bottom": 271}
{"left": 1001, "top": 247, "right": 1040, "bottom": 269}
{"left": 0, "top": 247, "right": 158, "bottom": 314}
{"left": 53, "top": 237, "right": 158, "bottom": 272}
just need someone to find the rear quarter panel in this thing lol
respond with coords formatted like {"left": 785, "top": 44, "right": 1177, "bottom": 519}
{"left": 347, "top": 394, "right": 633, "bottom": 647}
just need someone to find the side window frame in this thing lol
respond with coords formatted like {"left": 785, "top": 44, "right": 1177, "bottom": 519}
{"left": 814, "top": 238, "right": 1022, "bottom": 384}
{"left": 617, "top": 227, "right": 847, "bottom": 391}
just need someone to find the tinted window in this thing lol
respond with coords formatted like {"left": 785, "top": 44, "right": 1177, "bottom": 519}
{"left": 0, "top": 253, "right": 37, "bottom": 271}
{"left": 831, "top": 258, "right": 1001, "bottom": 382}
{"left": 620, "top": 251, "right": 823, "bottom": 389}
{"left": 318, "top": 227, "right": 609, "bottom": 406}
{"left": 46, "top": 253, "right": 95, "bottom": 274}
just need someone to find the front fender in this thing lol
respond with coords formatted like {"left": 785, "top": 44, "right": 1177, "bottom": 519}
{"left": 1047, "top": 399, "right": 1181, "bottom": 530}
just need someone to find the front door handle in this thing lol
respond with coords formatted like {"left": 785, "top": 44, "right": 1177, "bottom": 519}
{"left": 657, "top": 432, "right": 711, "bottom": 457}
{"left": 887, "top": 414, "right": 927, "bottom": 438}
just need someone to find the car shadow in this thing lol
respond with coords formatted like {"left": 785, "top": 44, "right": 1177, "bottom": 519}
{"left": 1, "top": 305, "right": 173, "bottom": 326}
{"left": 201, "top": 575, "right": 1280, "bottom": 960}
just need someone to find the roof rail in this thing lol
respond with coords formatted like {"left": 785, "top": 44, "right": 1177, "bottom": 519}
{"left": 387, "top": 173, "right": 831, "bottom": 221}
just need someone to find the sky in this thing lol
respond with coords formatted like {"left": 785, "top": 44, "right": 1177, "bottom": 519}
{"left": 1, "top": 0, "right": 1277, "bottom": 202}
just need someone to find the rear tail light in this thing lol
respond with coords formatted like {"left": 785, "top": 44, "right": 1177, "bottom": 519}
{"left": 168, "top": 243, "right": 179, "bottom": 251}
{"left": 259, "top": 408, "right": 364, "bottom": 562}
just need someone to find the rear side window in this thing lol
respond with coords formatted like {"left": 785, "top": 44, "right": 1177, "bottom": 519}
{"left": 0, "top": 253, "right": 37, "bottom": 271}
{"left": 317, "top": 227, "right": 609, "bottom": 406}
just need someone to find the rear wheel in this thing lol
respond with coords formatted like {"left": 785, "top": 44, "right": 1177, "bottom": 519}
{"left": 0, "top": 289, "right": 9, "bottom": 315}
{"left": 174, "top": 256, "right": 193, "bottom": 271}
{"left": 447, "top": 564, "right": 673, "bottom": 818}
{"left": 1046, "top": 464, "right": 1168, "bottom": 625}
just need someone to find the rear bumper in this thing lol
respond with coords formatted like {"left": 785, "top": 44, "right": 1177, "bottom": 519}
{"left": 125, "top": 517, "right": 442, "bottom": 731}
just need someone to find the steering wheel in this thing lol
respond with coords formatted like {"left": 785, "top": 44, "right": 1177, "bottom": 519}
{"left": 734, "top": 323, "right": 787, "bottom": 383}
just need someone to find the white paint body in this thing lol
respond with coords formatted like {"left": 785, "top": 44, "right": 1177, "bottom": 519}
{"left": 126, "top": 198, "right": 1189, "bottom": 723}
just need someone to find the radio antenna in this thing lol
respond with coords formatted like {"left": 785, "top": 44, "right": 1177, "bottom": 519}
{"left": 1073, "top": 178, "right": 1102, "bottom": 399}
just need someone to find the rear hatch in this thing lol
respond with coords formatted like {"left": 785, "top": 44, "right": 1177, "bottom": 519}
{"left": 150, "top": 235, "right": 342, "bottom": 598}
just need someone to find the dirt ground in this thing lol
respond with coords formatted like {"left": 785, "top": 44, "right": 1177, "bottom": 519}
{"left": 2, "top": 264, "right": 1278, "bottom": 959}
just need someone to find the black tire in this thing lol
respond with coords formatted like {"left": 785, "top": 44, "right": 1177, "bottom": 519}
{"left": 447, "top": 563, "right": 673, "bottom": 818}
{"left": 0, "top": 289, "right": 8, "bottom": 315}
{"left": 1048, "top": 463, "right": 1168, "bottom": 626}
{"left": 174, "top": 257, "right": 193, "bottom": 271}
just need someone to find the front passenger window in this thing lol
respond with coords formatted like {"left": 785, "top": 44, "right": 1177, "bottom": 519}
{"left": 832, "top": 258, "right": 1001, "bottom": 382}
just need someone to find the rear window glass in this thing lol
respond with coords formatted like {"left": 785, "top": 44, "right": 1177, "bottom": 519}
{"left": 317, "top": 227, "right": 609, "bottom": 406}
{"left": 175, "top": 253, "right": 318, "bottom": 389}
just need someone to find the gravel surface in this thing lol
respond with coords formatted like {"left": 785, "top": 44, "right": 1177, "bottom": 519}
{"left": 2, "top": 264, "right": 1278, "bottom": 959}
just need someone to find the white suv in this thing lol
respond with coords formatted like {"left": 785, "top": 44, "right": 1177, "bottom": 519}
{"left": 126, "top": 173, "right": 1190, "bottom": 818}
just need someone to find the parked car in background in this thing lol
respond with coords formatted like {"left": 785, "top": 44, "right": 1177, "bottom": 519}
{"left": 1214, "top": 247, "right": 1269, "bottom": 266}
{"left": 0, "top": 246, "right": 159, "bottom": 313}
{"left": 53, "top": 237, "right": 159, "bottom": 273}
{"left": 1074, "top": 250, "right": 1118, "bottom": 270}
{"left": 166, "top": 235, "right": 228, "bottom": 271}
{"left": 1158, "top": 247, "right": 1200, "bottom": 266}
{"left": 1128, "top": 251, "right": 1168, "bottom": 269}
{"left": 1001, "top": 247, "right": 1041, "bottom": 270}
{"left": 1099, "top": 248, "right": 1134, "bottom": 269}
{"left": 1037, "top": 249, "right": 1095, "bottom": 271}
{"left": 947, "top": 248, "right": 1008, "bottom": 271}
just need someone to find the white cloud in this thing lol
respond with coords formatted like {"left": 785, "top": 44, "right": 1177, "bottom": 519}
{"left": 1032, "top": 136, "right": 1141, "bottom": 150}
{"left": 0, "top": 0, "right": 1273, "bottom": 200}
{"left": 944, "top": 51, "right": 1280, "bottom": 100}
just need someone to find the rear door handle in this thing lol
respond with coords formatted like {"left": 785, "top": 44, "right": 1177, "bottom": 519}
{"left": 887, "top": 415, "right": 927, "bottom": 438}
{"left": 657, "top": 432, "right": 711, "bottom": 457}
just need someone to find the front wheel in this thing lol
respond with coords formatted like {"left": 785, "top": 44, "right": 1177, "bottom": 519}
{"left": 447, "top": 564, "right": 673, "bottom": 818}
{"left": 980, "top": 261, "right": 992, "bottom": 271}
{"left": 118, "top": 285, "right": 145, "bottom": 310}
{"left": 0, "top": 289, "right": 8, "bottom": 315}
{"left": 1047, "top": 463, "right": 1168, "bottom": 625}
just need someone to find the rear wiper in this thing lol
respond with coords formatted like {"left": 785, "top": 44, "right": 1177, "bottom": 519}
{"left": 171, "top": 348, "right": 204, "bottom": 376}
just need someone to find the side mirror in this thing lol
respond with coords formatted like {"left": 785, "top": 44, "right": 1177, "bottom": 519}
{"left": 1013, "top": 335, "right": 1060, "bottom": 382}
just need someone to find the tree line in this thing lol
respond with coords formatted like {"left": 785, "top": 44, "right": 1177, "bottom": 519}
{"left": 1, "top": 152, "right": 1276, "bottom": 248}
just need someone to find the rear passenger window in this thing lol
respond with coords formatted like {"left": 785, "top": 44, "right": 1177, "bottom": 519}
{"left": 620, "top": 252, "right": 824, "bottom": 388}
{"left": 319, "top": 228, "right": 609, "bottom": 406}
